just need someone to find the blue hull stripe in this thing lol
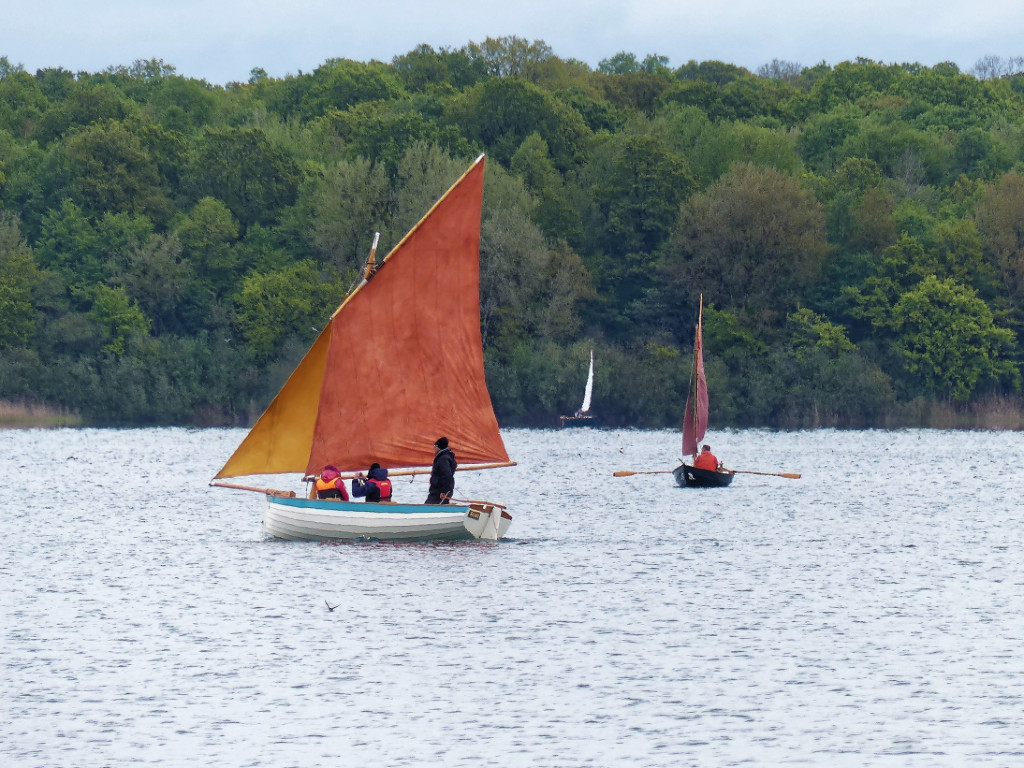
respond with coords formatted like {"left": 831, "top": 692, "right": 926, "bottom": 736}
{"left": 270, "top": 496, "right": 469, "bottom": 515}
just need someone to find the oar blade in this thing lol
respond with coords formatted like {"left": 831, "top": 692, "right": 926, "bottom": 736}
{"left": 614, "top": 469, "right": 676, "bottom": 477}
{"left": 727, "top": 469, "right": 801, "bottom": 479}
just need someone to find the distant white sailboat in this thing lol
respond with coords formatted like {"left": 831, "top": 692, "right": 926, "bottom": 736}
{"left": 560, "top": 349, "right": 596, "bottom": 428}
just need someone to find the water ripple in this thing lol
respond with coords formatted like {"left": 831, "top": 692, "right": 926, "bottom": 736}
{"left": 1, "top": 426, "right": 1023, "bottom": 766}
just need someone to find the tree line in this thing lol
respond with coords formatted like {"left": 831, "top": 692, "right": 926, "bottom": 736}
{"left": 2, "top": 41, "right": 1024, "bottom": 429}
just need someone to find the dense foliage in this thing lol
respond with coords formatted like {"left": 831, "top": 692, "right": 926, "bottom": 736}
{"left": 2, "top": 44, "right": 1024, "bottom": 428}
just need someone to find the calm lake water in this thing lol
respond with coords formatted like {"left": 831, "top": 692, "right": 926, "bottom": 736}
{"left": 2, "top": 426, "right": 1023, "bottom": 767}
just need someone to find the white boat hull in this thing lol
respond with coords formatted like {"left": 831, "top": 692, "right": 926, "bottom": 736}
{"left": 263, "top": 496, "right": 512, "bottom": 542}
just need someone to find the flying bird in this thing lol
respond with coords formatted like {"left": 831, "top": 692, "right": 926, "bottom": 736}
{"left": 325, "top": 600, "right": 339, "bottom": 612}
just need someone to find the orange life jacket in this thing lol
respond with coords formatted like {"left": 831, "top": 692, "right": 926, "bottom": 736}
{"left": 316, "top": 476, "right": 349, "bottom": 500}
{"left": 693, "top": 452, "right": 719, "bottom": 471}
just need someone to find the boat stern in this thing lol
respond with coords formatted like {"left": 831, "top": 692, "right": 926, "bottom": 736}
{"left": 462, "top": 503, "right": 512, "bottom": 540}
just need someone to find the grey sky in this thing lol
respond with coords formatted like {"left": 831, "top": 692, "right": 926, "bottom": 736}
{"left": 5, "top": 0, "right": 1023, "bottom": 84}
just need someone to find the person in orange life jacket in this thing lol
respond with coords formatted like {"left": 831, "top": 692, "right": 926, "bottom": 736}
{"left": 315, "top": 465, "right": 350, "bottom": 500}
{"left": 425, "top": 437, "right": 456, "bottom": 504}
{"left": 693, "top": 444, "right": 721, "bottom": 471}
{"left": 351, "top": 463, "right": 392, "bottom": 502}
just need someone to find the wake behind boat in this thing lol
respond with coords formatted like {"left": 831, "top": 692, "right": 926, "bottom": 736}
{"left": 212, "top": 155, "right": 515, "bottom": 541}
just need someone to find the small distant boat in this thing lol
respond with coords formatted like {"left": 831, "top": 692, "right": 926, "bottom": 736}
{"left": 212, "top": 155, "right": 515, "bottom": 540}
{"left": 560, "top": 349, "right": 596, "bottom": 428}
{"left": 673, "top": 295, "right": 734, "bottom": 488}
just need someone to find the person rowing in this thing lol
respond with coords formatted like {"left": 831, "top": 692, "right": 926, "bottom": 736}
{"left": 692, "top": 444, "right": 723, "bottom": 472}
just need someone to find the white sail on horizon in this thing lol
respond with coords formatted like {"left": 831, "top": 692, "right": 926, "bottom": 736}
{"left": 580, "top": 349, "right": 594, "bottom": 413}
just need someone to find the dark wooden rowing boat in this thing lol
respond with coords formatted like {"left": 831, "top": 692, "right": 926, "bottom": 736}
{"left": 673, "top": 464, "right": 735, "bottom": 488}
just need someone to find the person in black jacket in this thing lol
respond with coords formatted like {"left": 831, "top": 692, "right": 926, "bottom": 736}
{"left": 425, "top": 437, "right": 456, "bottom": 504}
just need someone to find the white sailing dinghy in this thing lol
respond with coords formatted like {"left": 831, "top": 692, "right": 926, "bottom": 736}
{"left": 560, "top": 349, "right": 596, "bottom": 427}
{"left": 212, "top": 155, "right": 515, "bottom": 540}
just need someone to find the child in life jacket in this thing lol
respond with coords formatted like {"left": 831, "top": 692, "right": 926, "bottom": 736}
{"left": 351, "top": 463, "right": 393, "bottom": 502}
{"left": 315, "top": 465, "right": 350, "bottom": 500}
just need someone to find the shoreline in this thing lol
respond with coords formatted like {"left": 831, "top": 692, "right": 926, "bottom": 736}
{"left": 2, "top": 397, "right": 1022, "bottom": 431}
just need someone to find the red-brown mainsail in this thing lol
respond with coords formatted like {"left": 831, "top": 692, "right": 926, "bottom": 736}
{"left": 681, "top": 293, "right": 708, "bottom": 460}
{"left": 215, "top": 155, "right": 511, "bottom": 479}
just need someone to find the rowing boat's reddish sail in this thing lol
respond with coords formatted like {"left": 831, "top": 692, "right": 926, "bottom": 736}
{"left": 215, "top": 156, "right": 510, "bottom": 478}
{"left": 681, "top": 296, "right": 708, "bottom": 458}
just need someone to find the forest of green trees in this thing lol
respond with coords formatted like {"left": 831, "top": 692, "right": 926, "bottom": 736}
{"left": 2, "top": 39, "right": 1024, "bottom": 429}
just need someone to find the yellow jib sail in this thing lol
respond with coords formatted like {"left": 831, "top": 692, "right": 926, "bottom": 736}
{"left": 214, "top": 156, "right": 510, "bottom": 478}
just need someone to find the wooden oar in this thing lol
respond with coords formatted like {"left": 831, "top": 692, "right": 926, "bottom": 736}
{"left": 725, "top": 469, "right": 802, "bottom": 479}
{"left": 613, "top": 469, "right": 676, "bottom": 477}
{"left": 210, "top": 481, "right": 297, "bottom": 497}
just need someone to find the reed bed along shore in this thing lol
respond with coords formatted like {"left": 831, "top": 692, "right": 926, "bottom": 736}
{"left": 773, "top": 394, "right": 1024, "bottom": 431}
{"left": 922, "top": 395, "right": 1024, "bottom": 430}
{"left": 0, "top": 400, "right": 82, "bottom": 429}
{"left": 1, "top": 398, "right": 1022, "bottom": 431}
